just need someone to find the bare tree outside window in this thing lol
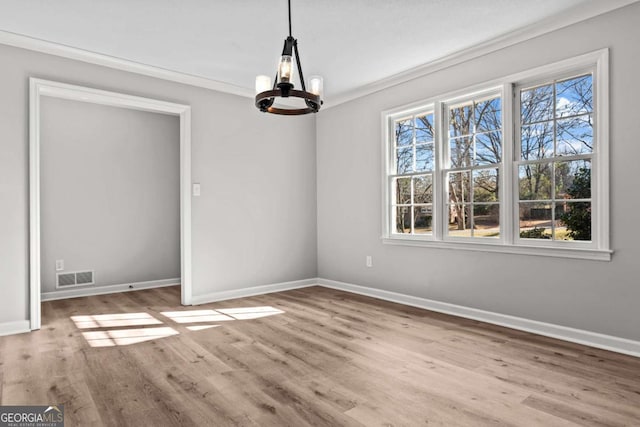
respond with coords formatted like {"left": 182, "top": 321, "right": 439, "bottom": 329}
{"left": 446, "top": 94, "right": 502, "bottom": 238}
{"left": 392, "top": 112, "right": 435, "bottom": 234}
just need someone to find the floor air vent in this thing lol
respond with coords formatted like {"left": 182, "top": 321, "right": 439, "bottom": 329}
{"left": 56, "top": 270, "right": 95, "bottom": 288}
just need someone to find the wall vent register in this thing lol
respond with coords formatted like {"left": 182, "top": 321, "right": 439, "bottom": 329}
{"left": 56, "top": 270, "right": 95, "bottom": 288}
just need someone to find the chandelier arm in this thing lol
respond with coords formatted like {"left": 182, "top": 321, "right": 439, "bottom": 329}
{"left": 293, "top": 40, "right": 307, "bottom": 92}
{"left": 281, "top": 38, "right": 290, "bottom": 56}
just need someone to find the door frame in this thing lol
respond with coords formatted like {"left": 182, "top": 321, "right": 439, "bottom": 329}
{"left": 29, "top": 78, "right": 193, "bottom": 330}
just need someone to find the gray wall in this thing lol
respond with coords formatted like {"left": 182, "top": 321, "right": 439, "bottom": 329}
{"left": 40, "top": 97, "right": 180, "bottom": 292}
{"left": 0, "top": 43, "right": 317, "bottom": 324}
{"left": 317, "top": 3, "right": 640, "bottom": 341}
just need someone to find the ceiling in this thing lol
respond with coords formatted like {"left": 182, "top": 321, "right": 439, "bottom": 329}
{"left": 0, "top": 0, "right": 635, "bottom": 104}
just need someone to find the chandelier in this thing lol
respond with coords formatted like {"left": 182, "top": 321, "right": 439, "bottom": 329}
{"left": 255, "top": 0, "right": 323, "bottom": 115}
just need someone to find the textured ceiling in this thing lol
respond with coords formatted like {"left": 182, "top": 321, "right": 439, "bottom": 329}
{"left": 0, "top": 0, "right": 633, "bottom": 102}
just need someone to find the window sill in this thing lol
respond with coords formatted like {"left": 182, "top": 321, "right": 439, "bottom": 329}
{"left": 381, "top": 237, "right": 612, "bottom": 261}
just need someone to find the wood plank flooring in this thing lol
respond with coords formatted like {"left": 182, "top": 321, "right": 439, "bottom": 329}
{"left": 1, "top": 285, "right": 639, "bottom": 426}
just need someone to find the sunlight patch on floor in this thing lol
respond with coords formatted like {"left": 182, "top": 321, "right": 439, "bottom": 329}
{"left": 160, "top": 310, "right": 235, "bottom": 323}
{"left": 71, "top": 312, "right": 163, "bottom": 329}
{"left": 81, "top": 327, "right": 179, "bottom": 347}
{"left": 186, "top": 325, "right": 221, "bottom": 331}
{"left": 72, "top": 306, "right": 285, "bottom": 347}
{"left": 216, "top": 306, "right": 285, "bottom": 320}
{"left": 162, "top": 306, "right": 285, "bottom": 322}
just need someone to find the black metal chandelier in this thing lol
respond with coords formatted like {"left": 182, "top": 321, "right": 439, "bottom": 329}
{"left": 255, "top": 0, "right": 323, "bottom": 115}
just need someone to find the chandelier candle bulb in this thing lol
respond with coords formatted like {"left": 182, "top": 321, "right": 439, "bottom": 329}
{"left": 309, "top": 76, "right": 323, "bottom": 97}
{"left": 278, "top": 55, "right": 293, "bottom": 83}
{"left": 255, "top": 75, "right": 272, "bottom": 94}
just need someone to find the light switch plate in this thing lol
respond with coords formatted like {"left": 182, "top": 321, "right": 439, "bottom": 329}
{"left": 192, "top": 183, "right": 201, "bottom": 197}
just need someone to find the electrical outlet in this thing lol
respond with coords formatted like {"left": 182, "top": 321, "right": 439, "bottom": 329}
{"left": 55, "top": 259, "right": 64, "bottom": 271}
{"left": 366, "top": 256, "right": 373, "bottom": 268}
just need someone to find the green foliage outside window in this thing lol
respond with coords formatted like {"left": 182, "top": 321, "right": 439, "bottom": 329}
{"left": 519, "top": 227, "right": 550, "bottom": 239}
{"left": 559, "top": 167, "right": 591, "bottom": 240}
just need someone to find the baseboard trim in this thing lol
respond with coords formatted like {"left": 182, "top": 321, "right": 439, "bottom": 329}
{"left": 190, "top": 278, "right": 317, "bottom": 305}
{"left": 41, "top": 277, "right": 180, "bottom": 302}
{"left": 0, "top": 320, "right": 30, "bottom": 337}
{"left": 317, "top": 278, "right": 640, "bottom": 358}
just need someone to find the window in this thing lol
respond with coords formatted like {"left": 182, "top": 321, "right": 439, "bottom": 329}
{"left": 382, "top": 50, "right": 610, "bottom": 260}
{"left": 445, "top": 93, "right": 502, "bottom": 239}
{"left": 517, "top": 75, "right": 593, "bottom": 242}
{"left": 391, "top": 111, "right": 435, "bottom": 235}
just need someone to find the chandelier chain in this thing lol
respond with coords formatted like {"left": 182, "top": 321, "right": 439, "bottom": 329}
{"left": 288, "top": 0, "right": 292, "bottom": 37}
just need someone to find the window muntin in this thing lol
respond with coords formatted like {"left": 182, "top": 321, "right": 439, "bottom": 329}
{"left": 391, "top": 111, "right": 435, "bottom": 235}
{"left": 516, "top": 74, "right": 594, "bottom": 242}
{"left": 445, "top": 93, "right": 502, "bottom": 239}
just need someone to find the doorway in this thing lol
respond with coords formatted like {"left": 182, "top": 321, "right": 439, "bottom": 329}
{"left": 29, "top": 79, "right": 193, "bottom": 330}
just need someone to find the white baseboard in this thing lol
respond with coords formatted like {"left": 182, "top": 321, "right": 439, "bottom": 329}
{"left": 317, "top": 278, "right": 640, "bottom": 358}
{"left": 41, "top": 277, "right": 180, "bottom": 302}
{"left": 0, "top": 320, "right": 30, "bottom": 337}
{"left": 190, "top": 278, "right": 317, "bottom": 305}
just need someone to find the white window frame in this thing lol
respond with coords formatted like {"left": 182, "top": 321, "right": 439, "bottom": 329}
{"left": 441, "top": 88, "right": 504, "bottom": 244}
{"left": 513, "top": 68, "right": 597, "bottom": 250}
{"left": 386, "top": 105, "right": 437, "bottom": 241}
{"left": 381, "top": 49, "right": 611, "bottom": 261}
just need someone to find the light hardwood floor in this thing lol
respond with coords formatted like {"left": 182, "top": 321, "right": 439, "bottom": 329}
{"left": 1, "top": 286, "right": 639, "bottom": 426}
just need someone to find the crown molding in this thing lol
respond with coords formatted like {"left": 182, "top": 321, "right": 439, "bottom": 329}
{"left": 323, "top": 0, "right": 639, "bottom": 109}
{"left": 1, "top": 0, "right": 637, "bottom": 106}
{"left": 0, "top": 30, "right": 254, "bottom": 98}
